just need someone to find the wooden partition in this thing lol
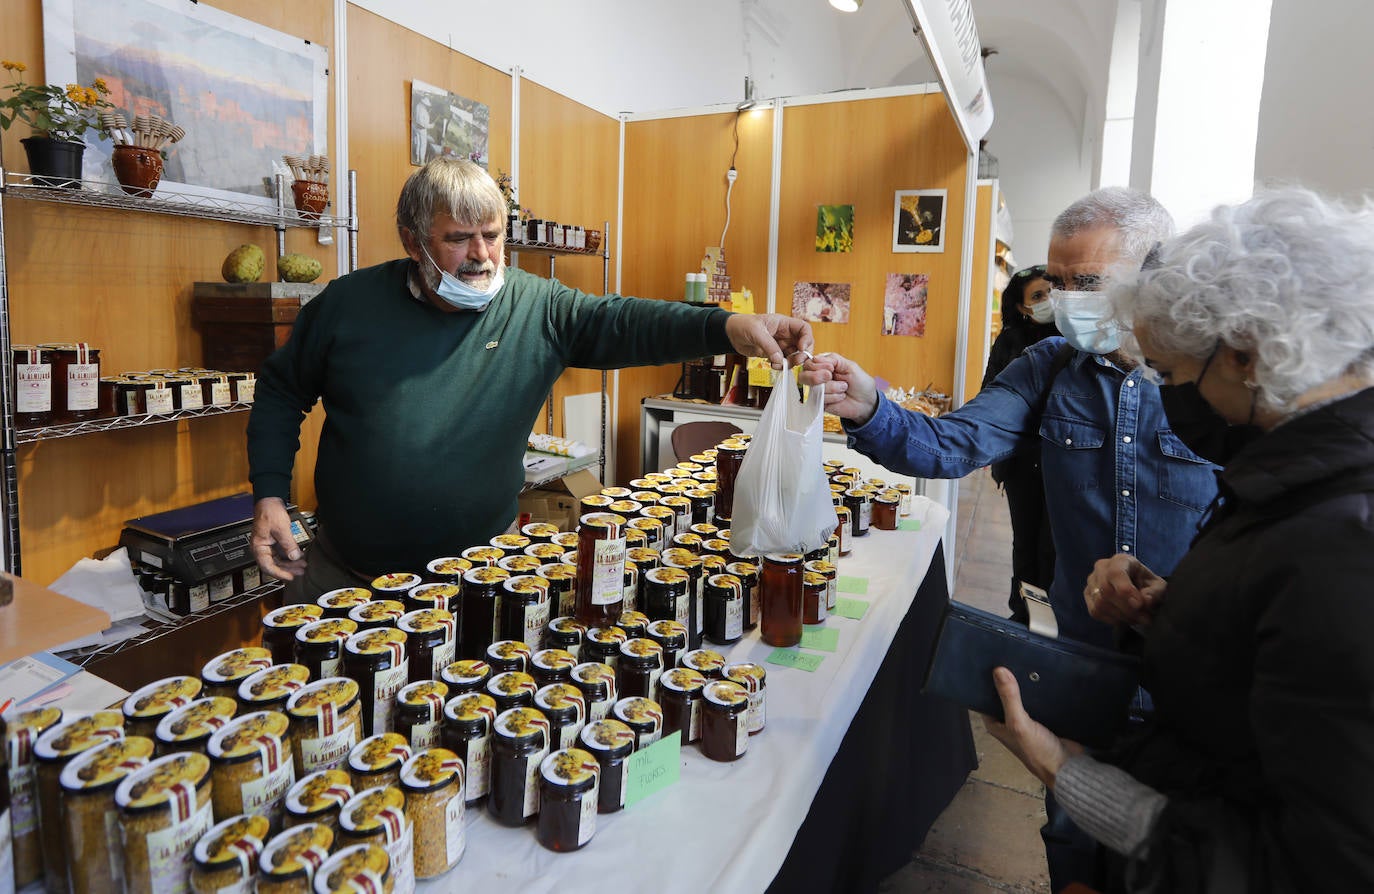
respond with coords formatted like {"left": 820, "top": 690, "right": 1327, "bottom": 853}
{"left": 1, "top": 0, "right": 338, "bottom": 582}
{"left": 618, "top": 108, "right": 775, "bottom": 480}
{"left": 963, "top": 181, "right": 996, "bottom": 404}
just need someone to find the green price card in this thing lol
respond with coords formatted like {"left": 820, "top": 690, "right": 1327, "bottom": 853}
{"left": 766, "top": 648, "right": 825, "bottom": 672}
{"left": 834, "top": 597, "right": 869, "bottom": 620}
{"left": 625, "top": 731, "right": 681, "bottom": 808}
{"left": 800, "top": 626, "right": 840, "bottom": 652}
{"left": 837, "top": 575, "right": 869, "bottom": 595}
{"left": 898, "top": 519, "right": 922, "bottom": 532}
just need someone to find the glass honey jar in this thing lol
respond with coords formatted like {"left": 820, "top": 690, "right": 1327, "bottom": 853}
{"left": 536, "top": 563, "right": 578, "bottom": 618}
{"left": 569, "top": 662, "right": 618, "bottom": 722}
{"left": 577, "top": 720, "right": 635, "bottom": 814}
{"left": 574, "top": 513, "right": 627, "bottom": 629}
{"left": 760, "top": 553, "right": 804, "bottom": 647}
{"left": 700, "top": 680, "right": 750, "bottom": 762}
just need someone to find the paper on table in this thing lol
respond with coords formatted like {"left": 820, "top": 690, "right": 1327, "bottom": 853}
{"left": 765, "top": 649, "right": 824, "bottom": 672}
{"left": 48, "top": 547, "right": 146, "bottom": 624}
{"left": 837, "top": 576, "right": 870, "bottom": 595}
{"left": 0, "top": 652, "right": 80, "bottom": 707}
{"left": 626, "top": 732, "right": 681, "bottom": 808}
{"left": 800, "top": 626, "right": 840, "bottom": 652}
{"left": 27, "top": 671, "right": 128, "bottom": 714}
{"left": 833, "top": 597, "right": 870, "bottom": 620}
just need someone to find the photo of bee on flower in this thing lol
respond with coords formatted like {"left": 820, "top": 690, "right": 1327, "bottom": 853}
{"left": 893, "top": 189, "right": 947, "bottom": 253}
{"left": 815, "top": 203, "right": 854, "bottom": 253}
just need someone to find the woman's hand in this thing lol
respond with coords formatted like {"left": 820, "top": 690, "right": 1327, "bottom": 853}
{"left": 1085, "top": 553, "right": 1168, "bottom": 627}
{"left": 799, "top": 352, "right": 880, "bottom": 423}
{"left": 983, "top": 667, "right": 1083, "bottom": 790}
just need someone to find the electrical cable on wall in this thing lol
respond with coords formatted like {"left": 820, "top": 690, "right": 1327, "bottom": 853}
{"left": 721, "top": 110, "right": 742, "bottom": 248}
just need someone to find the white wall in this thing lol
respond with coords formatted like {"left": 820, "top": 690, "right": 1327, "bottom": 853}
{"left": 1254, "top": 0, "right": 1374, "bottom": 198}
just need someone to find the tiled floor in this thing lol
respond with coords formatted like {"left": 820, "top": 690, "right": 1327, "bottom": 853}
{"left": 880, "top": 469, "right": 1052, "bottom": 893}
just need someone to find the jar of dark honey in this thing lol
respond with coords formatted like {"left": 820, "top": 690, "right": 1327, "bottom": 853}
{"left": 615, "top": 610, "right": 649, "bottom": 641}
{"left": 523, "top": 542, "right": 566, "bottom": 566}
{"left": 552, "top": 531, "right": 580, "bottom": 550}
{"left": 459, "top": 567, "right": 509, "bottom": 659}
{"left": 484, "top": 640, "right": 532, "bottom": 675}
{"left": 659, "top": 551, "right": 703, "bottom": 650}
{"left": 498, "top": 576, "right": 550, "bottom": 649}
{"left": 802, "top": 570, "right": 828, "bottom": 624}
{"left": 625, "top": 517, "right": 664, "bottom": 550}
{"left": 725, "top": 560, "right": 759, "bottom": 631}
{"left": 404, "top": 582, "right": 459, "bottom": 615}
{"left": 262, "top": 604, "right": 323, "bottom": 666}
{"left": 13, "top": 345, "right": 54, "bottom": 428}
{"left": 439, "top": 659, "right": 492, "bottom": 696}
{"left": 629, "top": 490, "right": 660, "bottom": 507}
{"left": 534, "top": 684, "right": 586, "bottom": 751}
{"left": 441, "top": 692, "right": 497, "bottom": 805}
{"left": 342, "top": 629, "right": 409, "bottom": 737}
{"left": 703, "top": 574, "right": 744, "bottom": 645}
{"left": 625, "top": 548, "right": 660, "bottom": 610}
{"left": 579, "top": 494, "right": 615, "bottom": 517}
{"left": 760, "top": 554, "right": 804, "bottom": 647}
{"left": 488, "top": 707, "right": 550, "bottom": 827}
{"left": 578, "top": 720, "right": 635, "bottom": 813}
{"left": 394, "top": 680, "right": 448, "bottom": 750}
{"left": 844, "top": 489, "right": 872, "bottom": 538}
{"left": 723, "top": 663, "right": 767, "bottom": 735}
{"left": 294, "top": 618, "right": 358, "bottom": 680}
{"left": 611, "top": 697, "right": 663, "bottom": 751}
{"left": 620, "top": 562, "right": 639, "bottom": 613}
{"left": 658, "top": 667, "right": 707, "bottom": 743}
{"left": 714, "top": 439, "right": 748, "bottom": 521}
{"left": 543, "top": 617, "right": 586, "bottom": 661}
{"left": 574, "top": 513, "right": 627, "bottom": 629}
{"left": 645, "top": 619, "right": 687, "bottom": 670}
{"left": 685, "top": 489, "right": 715, "bottom": 525}
{"left": 616, "top": 639, "right": 664, "bottom": 700}
{"left": 569, "top": 663, "right": 618, "bottom": 722}
{"left": 834, "top": 505, "right": 853, "bottom": 556}
{"left": 460, "top": 546, "right": 504, "bottom": 568}
{"left": 347, "top": 599, "right": 405, "bottom": 632}
{"left": 317, "top": 587, "right": 372, "bottom": 620}
{"left": 805, "top": 559, "right": 838, "bottom": 613}
{"left": 485, "top": 671, "right": 537, "bottom": 713}
{"left": 872, "top": 491, "right": 900, "bottom": 530}
{"left": 670, "top": 532, "right": 702, "bottom": 555}
{"left": 520, "top": 522, "right": 561, "bottom": 544}
{"left": 398, "top": 609, "right": 457, "bottom": 684}
{"left": 580, "top": 626, "right": 626, "bottom": 671}
{"left": 641, "top": 566, "right": 690, "bottom": 630}
{"left": 45, "top": 343, "right": 101, "bottom": 424}
{"left": 689, "top": 522, "right": 719, "bottom": 539}
{"left": 640, "top": 505, "right": 679, "bottom": 540}
{"left": 680, "top": 648, "right": 726, "bottom": 681}
{"left": 489, "top": 533, "right": 531, "bottom": 558}
{"left": 530, "top": 649, "right": 578, "bottom": 689}
{"left": 536, "top": 749, "right": 600, "bottom": 852}
{"left": 700, "top": 680, "right": 750, "bottom": 762}
{"left": 536, "top": 563, "right": 578, "bottom": 618}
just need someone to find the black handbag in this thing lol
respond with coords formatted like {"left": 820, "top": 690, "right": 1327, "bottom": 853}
{"left": 922, "top": 599, "right": 1141, "bottom": 748}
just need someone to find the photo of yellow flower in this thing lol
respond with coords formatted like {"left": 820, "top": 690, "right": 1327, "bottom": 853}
{"left": 815, "top": 204, "right": 854, "bottom": 253}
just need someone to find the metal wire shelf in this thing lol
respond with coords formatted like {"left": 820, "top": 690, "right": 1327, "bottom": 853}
{"left": 16, "top": 403, "right": 251, "bottom": 445}
{"left": 508, "top": 240, "right": 603, "bottom": 257}
{"left": 1, "top": 172, "right": 349, "bottom": 229}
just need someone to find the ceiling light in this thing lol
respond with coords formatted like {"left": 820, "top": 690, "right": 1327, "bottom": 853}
{"left": 829, "top": 0, "right": 861, "bottom": 10}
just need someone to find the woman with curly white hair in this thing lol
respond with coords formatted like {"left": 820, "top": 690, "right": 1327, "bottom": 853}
{"left": 986, "top": 188, "right": 1374, "bottom": 891}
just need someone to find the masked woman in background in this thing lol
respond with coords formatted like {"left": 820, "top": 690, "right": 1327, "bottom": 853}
{"left": 980, "top": 265, "right": 1060, "bottom": 621}
{"left": 986, "top": 188, "right": 1374, "bottom": 891}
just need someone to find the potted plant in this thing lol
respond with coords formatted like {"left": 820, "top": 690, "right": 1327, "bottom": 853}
{"left": 0, "top": 60, "right": 112, "bottom": 186}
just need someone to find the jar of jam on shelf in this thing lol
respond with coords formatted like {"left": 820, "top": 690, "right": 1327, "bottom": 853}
{"left": 543, "top": 616, "right": 586, "bottom": 660}
{"left": 844, "top": 489, "right": 872, "bottom": 538}
{"left": 536, "top": 748, "right": 600, "bottom": 852}
{"left": 616, "top": 610, "right": 649, "bottom": 641}
{"left": 459, "top": 566, "right": 509, "bottom": 659}
{"left": 394, "top": 680, "right": 449, "bottom": 751}
{"left": 498, "top": 575, "right": 550, "bottom": 649}
{"left": 578, "top": 720, "right": 635, "bottom": 814}
{"left": 439, "top": 659, "right": 492, "bottom": 696}
{"left": 262, "top": 605, "right": 323, "bottom": 667}
{"left": 569, "top": 662, "right": 617, "bottom": 722}
{"left": 43, "top": 343, "right": 101, "bottom": 424}
{"left": 724, "top": 663, "right": 768, "bottom": 735}
{"left": 725, "top": 560, "right": 760, "bottom": 631}
{"left": 201, "top": 647, "right": 274, "bottom": 701}
{"left": 703, "top": 573, "right": 744, "bottom": 645}
{"left": 398, "top": 608, "right": 457, "bottom": 684}
{"left": 425, "top": 557, "right": 471, "bottom": 586}
{"left": 488, "top": 707, "right": 550, "bottom": 827}
{"left": 872, "top": 490, "right": 900, "bottom": 530}
{"left": 530, "top": 648, "right": 578, "bottom": 688}
{"left": 616, "top": 639, "right": 664, "bottom": 701}
{"left": 658, "top": 668, "right": 707, "bottom": 743}
{"left": 13, "top": 345, "right": 54, "bottom": 428}
{"left": 294, "top": 618, "right": 357, "bottom": 681}
{"left": 535, "top": 683, "right": 587, "bottom": 751}
{"left": 580, "top": 626, "right": 626, "bottom": 671}
{"left": 282, "top": 769, "right": 353, "bottom": 833}
{"left": 399, "top": 748, "right": 466, "bottom": 879}
{"left": 760, "top": 553, "right": 804, "bottom": 647}
{"left": 802, "top": 570, "right": 829, "bottom": 625}
{"left": 485, "top": 639, "right": 532, "bottom": 675}
{"left": 343, "top": 629, "right": 409, "bottom": 738}
{"left": 645, "top": 619, "right": 688, "bottom": 670}
{"left": 441, "top": 693, "right": 497, "bottom": 806}
{"left": 346, "top": 733, "right": 413, "bottom": 794}
{"left": 536, "top": 563, "right": 578, "bottom": 618}
{"left": 347, "top": 599, "right": 405, "bottom": 632}
{"left": 317, "top": 587, "right": 371, "bottom": 620}
{"left": 575, "top": 513, "right": 627, "bottom": 628}
{"left": 680, "top": 648, "right": 726, "bottom": 681}
{"left": 700, "top": 680, "right": 751, "bottom": 762}
{"left": 404, "top": 582, "right": 459, "bottom": 615}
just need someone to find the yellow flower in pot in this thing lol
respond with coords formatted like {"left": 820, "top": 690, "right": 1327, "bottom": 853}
{"left": 0, "top": 60, "right": 113, "bottom": 184}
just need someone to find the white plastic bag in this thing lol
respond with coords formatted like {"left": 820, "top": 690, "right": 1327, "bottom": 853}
{"left": 729, "top": 369, "right": 839, "bottom": 557}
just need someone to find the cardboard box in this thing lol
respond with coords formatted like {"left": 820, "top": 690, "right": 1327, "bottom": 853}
{"left": 517, "top": 469, "right": 602, "bottom": 531}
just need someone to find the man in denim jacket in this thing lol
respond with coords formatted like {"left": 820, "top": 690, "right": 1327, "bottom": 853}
{"left": 801, "top": 187, "right": 1218, "bottom": 889}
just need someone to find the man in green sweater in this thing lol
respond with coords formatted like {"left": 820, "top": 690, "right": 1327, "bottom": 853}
{"left": 248, "top": 158, "right": 813, "bottom": 600}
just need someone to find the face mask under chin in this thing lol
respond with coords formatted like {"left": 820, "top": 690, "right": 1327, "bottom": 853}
{"left": 420, "top": 247, "right": 504, "bottom": 311}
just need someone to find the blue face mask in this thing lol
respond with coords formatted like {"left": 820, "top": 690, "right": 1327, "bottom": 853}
{"left": 1052, "top": 289, "right": 1120, "bottom": 354}
{"left": 422, "top": 247, "right": 505, "bottom": 311}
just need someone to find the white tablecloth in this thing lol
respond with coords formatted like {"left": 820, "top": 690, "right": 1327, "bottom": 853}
{"left": 417, "top": 496, "right": 950, "bottom": 892}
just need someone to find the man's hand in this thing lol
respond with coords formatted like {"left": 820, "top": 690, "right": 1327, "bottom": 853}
{"left": 252, "top": 497, "right": 307, "bottom": 581}
{"left": 1084, "top": 553, "right": 1167, "bottom": 627}
{"left": 983, "top": 667, "right": 1083, "bottom": 790}
{"left": 799, "top": 352, "right": 880, "bottom": 423}
{"left": 724, "top": 314, "right": 815, "bottom": 369}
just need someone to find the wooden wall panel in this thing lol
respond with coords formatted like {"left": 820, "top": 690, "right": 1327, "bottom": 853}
{"left": 964, "top": 182, "right": 995, "bottom": 404}
{"left": 619, "top": 109, "right": 775, "bottom": 479}
{"left": 514, "top": 79, "right": 619, "bottom": 438}
{"left": 777, "top": 93, "right": 968, "bottom": 400}
{"left": 1, "top": 0, "right": 336, "bottom": 582}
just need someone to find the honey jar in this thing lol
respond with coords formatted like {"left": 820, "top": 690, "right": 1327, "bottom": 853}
{"left": 543, "top": 617, "right": 586, "bottom": 661}
{"left": 201, "top": 647, "right": 275, "bottom": 701}
{"left": 285, "top": 679, "right": 363, "bottom": 775}
{"left": 399, "top": 748, "right": 465, "bottom": 878}
{"left": 530, "top": 648, "right": 578, "bottom": 688}
{"left": 403, "top": 582, "right": 458, "bottom": 616}
{"left": 578, "top": 720, "right": 635, "bottom": 814}
{"left": 488, "top": 708, "right": 550, "bottom": 827}
{"left": 616, "top": 638, "right": 664, "bottom": 701}
{"left": 424, "top": 557, "right": 471, "bottom": 585}
{"left": 703, "top": 573, "right": 744, "bottom": 645}
{"left": 282, "top": 769, "right": 353, "bottom": 833}
{"left": 294, "top": 618, "right": 358, "bottom": 681}
{"left": 760, "top": 554, "right": 804, "bottom": 647}
{"left": 207, "top": 710, "right": 295, "bottom": 830}
{"left": 725, "top": 560, "right": 760, "bottom": 631}
{"left": 441, "top": 694, "right": 496, "bottom": 806}
{"left": 317, "top": 587, "right": 371, "bottom": 620}
{"left": 394, "top": 680, "right": 449, "bottom": 751}
{"left": 803, "top": 570, "right": 829, "bottom": 624}
{"left": 484, "top": 639, "right": 532, "bottom": 675}
{"left": 536, "top": 749, "right": 600, "bottom": 852}
{"left": 700, "top": 680, "right": 750, "bottom": 762}
{"left": 658, "top": 668, "right": 707, "bottom": 743}
{"left": 534, "top": 683, "right": 587, "bottom": 751}
{"left": 569, "top": 662, "right": 618, "bottom": 723}
{"left": 580, "top": 626, "right": 626, "bottom": 671}
{"left": 498, "top": 575, "right": 551, "bottom": 649}
{"left": 398, "top": 608, "right": 456, "bottom": 684}
{"left": 439, "top": 659, "right": 492, "bottom": 696}
{"left": 262, "top": 606, "right": 323, "bottom": 667}
{"left": 535, "top": 563, "right": 577, "bottom": 618}
{"left": 724, "top": 663, "right": 768, "bottom": 735}
{"left": 645, "top": 619, "right": 688, "bottom": 670}
{"left": 342, "top": 629, "right": 409, "bottom": 738}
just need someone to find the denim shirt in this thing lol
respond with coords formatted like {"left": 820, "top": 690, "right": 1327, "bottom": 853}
{"left": 845, "top": 337, "right": 1219, "bottom": 647}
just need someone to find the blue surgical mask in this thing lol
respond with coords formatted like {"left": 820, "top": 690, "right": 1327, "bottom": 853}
{"left": 1027, "top": 300, "right": 1056, "bottom": 325}
{"left": 1052, "top": 289, "right": 1120, "bottom": 354}
{"left": 422, "top": 248, "right": 505, "bottom": 311}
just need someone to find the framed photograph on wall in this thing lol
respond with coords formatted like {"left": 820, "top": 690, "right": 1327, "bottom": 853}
{"left": 410, "top": 80, "right": 490, "bottom": 168}
{"left": 893, "top": 189, "right": 947, "bottom": 253}
{"left": 43, "top": 0, "right": 328, "bottom": 208}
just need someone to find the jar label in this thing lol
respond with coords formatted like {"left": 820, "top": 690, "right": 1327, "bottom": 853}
{"left": 648, "top": 667, "right": 663, "bottom": 702}
{"left": 689, "top": 700, "right": 702, "bottom": 742}
{"left": 558, "top": 589, "right": 575, "bottom": 617}
{"left": 239, "top": 753, "right": 295, "bottom": 823}
{"left": 747, "top": 691, "right": 766, "bottom": 733}
{"left": 8, "top": 761, "right": 36, "bottom": 838}
{"left": 578, "top": 775, "right": 599, "bottom": 845}
{"left": 67, "top": 363, "right": 99, "bottom": 411}
{"left": 813, "top": 594, "right": 828, "bottom": 622}
{"left": 591, "top": 538, "right": 626, "bottom": 605}
{"left": 432, "top": 640, "right": 456, "bottom": 679}
{"left": 900, "top": 491, "right": 912, "bottom": 515}
{"left": 639, "top": 728, "right": 661, "bottom": 749}
{"left": 445, "top": 791, "right": 466, "bottom": 865}
{"left": 410, "top": 720, "right": 440, "bottom": 751}
{"left": 300, "top": 725, "right": 357, "bottom": 772}
{"left": 144, "top": 797, "right": 212, "bottom": 893}
{"left": 523, "top": 749, "right": 548, "bottom": 818}
{"left": 189, "top": 584, "right": 210, "bottom": 613}
{"left": 749, "top": 588, "right": 760, "bottom": 628}
{"left": 146, "top": 388, "right": 174, "bottom": 414}
{"left": 104, "top": 807, "right": 124, "bottom": 886}
{"left": 319, "top": 656, "right": 342, "bottom": 679}
{"left": 735, "top": 714, "right": 750, "bottom": 757}
{"left": 372, "top": 662, "right": 410, "bottom": 734}
{"left": 859, "top": 502, "right": 872, "bottom": 531}
{"left": 725, "top": 600, "right": 743, "bottom": 641}
{"left": 618, "top": 759, "right": 629, "bottom": 808}
{"left": 386, "top": 821, "right": 416, "bottom": 894}
{"left": 695, "top": 591, "right": 704, "bottom": 635}
{"left": 209, "top": 575, "right": 234, "bottom": 603}
{"left": 827, "top": 579, "right": 837, "bottom": 610}
{"left": 558, "top": 722, "right": 580, "bottom": 751}
{"left": 673, "top": 593, "right": 689, "bottom": 628}
{"left": 242, "top": 565, "right": 261, "bottom": 591}
{"left": 178, "top": 383, "right": 203, "bottom": 411}
{"left": 621, "top": 581, "right": 636, "bottom": 612}
{"left": 211, "top": 382, "right": 232, "bottom": 406}
{"left": 587, "top": 698, "right": 610, "bottom": 723}
{"left": 15, "top": 364, "right": 51, "bottom": 413}
{"left": 523, "top": 600, "right": 550, "bottom": 651}
{"left": 465, "top": 735, "right": 491, "bottom": 798}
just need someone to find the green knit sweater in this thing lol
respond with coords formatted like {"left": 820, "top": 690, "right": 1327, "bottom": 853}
{"left": 247, "top": 260, "right": 732, "bottom": 574}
